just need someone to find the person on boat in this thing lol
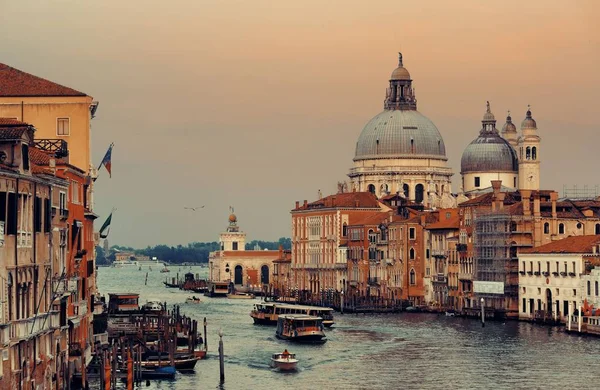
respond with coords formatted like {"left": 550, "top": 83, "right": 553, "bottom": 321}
{"left": 192, "top": 296, "right": 198, "bottom": 301}
{"left": 282, "top": 349, "right": 290, "bottom": 358}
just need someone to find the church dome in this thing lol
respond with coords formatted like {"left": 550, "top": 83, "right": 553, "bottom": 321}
{"left": 461, "top": 103, "right": 518, "bottom": 173}
{"left": 521, "top": 107, "right": 537, "bottom": 129}
{"left": 501, "top": 112, "right": 517, "bottom": 134}
{"left": 354, "top": 109, "right": 446, "bottom": 161}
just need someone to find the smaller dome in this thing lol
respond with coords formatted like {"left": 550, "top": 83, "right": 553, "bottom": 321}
{"left": 391, "top": 66, "right": 411, "bottom": 80}
{"left": 521, "top": 107, "right": 537, "bottom": 129}
{"left": 502, "top": 112, "right": 517, "bottom": 134}
{"left": 390, "top": 52, "right": 411, "bottom": 80}
{"left": 228, "top": 214, "right": 237, "bottom": 223}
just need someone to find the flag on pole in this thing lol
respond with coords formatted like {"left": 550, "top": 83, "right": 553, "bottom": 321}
{"left": 99, "top": 211, "right": 113, "bottom": 239}
{"left": 98, "top": 143, "right": 114, "bottom": 177}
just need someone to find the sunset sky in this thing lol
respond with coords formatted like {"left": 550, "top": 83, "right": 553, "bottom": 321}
{"left": 1, "top": 0, "right": 598, "bottom": 247}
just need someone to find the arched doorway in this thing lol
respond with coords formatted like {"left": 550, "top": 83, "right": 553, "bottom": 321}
{"left": 234, "top": 265, "right": 243, "bottom": 285}
{"left": 546, "top": 288, "right": 552, "bottom": 314}
{"left": 261, "top": 265, "right": 269, "bottom": 285}
{"left": 415, "top": 184, "right": 424, "bottom": 203}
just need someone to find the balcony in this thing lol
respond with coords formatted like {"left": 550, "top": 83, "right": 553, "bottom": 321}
{"left": 34, "top": 139, "right": 69, "bottom": 158}
{"left": 93, "top": 332, "right": 109, "bottom": 348}
{"left": 9, "top": 311, "right": 60, "bottom": 341}
{"left": 560, "top": 271, "right": 567, "bottom": 276}
{"left": 552, "top": 272, "right": 559, "bottom": 276}
{"left": 534, "top": 271, "right": 541, "bottom": 276}
{"left": 368, "top": 277, "right": 379, "bottom": 286}
{"left": 458, "top": 272, "right": 473, "bottom": 281}
{"left": 52, "top": 278, "right": 66, "bottom": 296}
{"left": 432, "top": 274, "right": 447, "bottom": 283}
{"left": 542, "top": 271, "right": 550, "bottom": 277}
{"left": 569, "top": 272, "right": 576, "bottom": 277}
{"left": 75, "top": 301, "right": 88, "bottom": 317}
{"left": 431, "top": 250, "right": 446, "bottom": 257}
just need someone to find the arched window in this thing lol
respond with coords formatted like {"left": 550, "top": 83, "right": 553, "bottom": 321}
{"left": 526, "top": 146, "right": 531, "bottom": 160}
{"left": 510, "top": 221, "right": 517, "bottom": 232}
{"left": 532, "top": 146, "right": 537, "bottom": 160}
{"left": 544, "top": 222, "right": 549, "bottom": 234}
{"left": 409, "top": 269, "right": 416, "bottom": 285}
{"left": 261, "top": 265, "right": 269, "bottom": 285}
{"left": 342, "top": 223, "right": 347, "bottom": 237}
{"left": 596, "top": 224, "right": 600, "bottom": 235}
{"left": 403, "top": 183, "right": 409, "bottom": 198}
{"left": 367, "top": 184, "right": 375, "bottom": 195}
{"left": 409, "top": 248, "right": 415, "bottom": 260}
{"left": 596, "top": 281, "right": 598, "bottom": 296}
{"left": 559, "top": 223, "right": 565, "bottom": 234}
{"left": 415, "top": 184, "right": 424, "bottom": 204}
{"left": 234, "top": 265, "right": 243, "bottom": 285}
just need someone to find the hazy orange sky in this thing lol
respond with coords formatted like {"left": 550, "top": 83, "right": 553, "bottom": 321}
{"left": 1, "top": 0, "right": 598, "bottom": 247}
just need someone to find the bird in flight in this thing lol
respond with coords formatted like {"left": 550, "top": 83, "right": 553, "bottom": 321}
{"left": 184, "top": 206, "right": 205, "bottom": 211}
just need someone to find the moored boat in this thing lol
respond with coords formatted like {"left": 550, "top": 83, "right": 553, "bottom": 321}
{"left": 141, "top": 354, "right": 200, "bottom": 371}
{"left": 270, "top": 350, "right": 298, "bottom": 371}
{"left": 275, "top": 315, "right": 327, "bottom": 344}
{"left": 186, "top": 296, "right": 202, "bottom": 304}
{"left": 227, "top": 292, "right": 255, "bottom": 299}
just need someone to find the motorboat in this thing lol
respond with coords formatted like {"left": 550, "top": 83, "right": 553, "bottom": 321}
{"left": 227, "top": 292, "right": 255, "bottom": 299}
{"left": 186, "top": 297, "right": 202, "bottom": 304}
{"left": 270, "top": 351, "right": 298, "bottom": 371}
{"left": 160, "top": 266, "right": 170, "bottom": 273}
{"left": 143, "top": 300, "right": 164, "bottom": 312}
{"left": 275, "top": 315, "right": 327, "bottom": 344}
{"left": 445, "top": 310, "right": 456, "bottom": 317}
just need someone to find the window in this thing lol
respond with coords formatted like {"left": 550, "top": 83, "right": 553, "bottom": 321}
{"left": 44, "top": 198, "right": 51, "bottom": 233}
{"left": 559, "top": 223, "right": 565, "bottom": 234}
{"left": 409, "top": 228, "right": 415, "bottom": 240}
{"left": 342, "top": 223, "right": 347, "bottom": 237}
{"left": 71, "top": 181, "right": 80, "bottom": 204}
{"left": 514, "top": 177, "right": 517, "bottom": 188}
{"left": 409, "top": 248, "right": 415, "bottom": 260}
{"left": 232, "top": 242, "right": 238, "bottom": 251}
{"left": 526, "top": 146, "right": 531, "bottom": 160}
{"left": 532, "top": 147, "right": 537, "bottom": 160}
{"left": 426, "top": 249, "right": 430, "bottom": 259}
{"left": 474, "top": 177, "right": 480, "bottom": 188}
{"left": 33, "top": 197, "right": 42, "bottom": 233}
{"left": 403, "top": 183, "right": 409, "bottom": 198}
{"left": 367, "top": 184, "right": 375, "bottom": 194}
{"left": 415, "top": 184, "right": 424, "bottom": 204}
{"left": 57, "top": 118, "right": 70, "bottom": 136}
{"left": 596, "top": 281, "right": 598, "bottom": 296}
{"left": 17, "top": 194, "right": 32, "bottom": 247}
{"left": 587, "top": 281, "right": 591, "bottom": 296}
{"left": 59, "top": 192, "right": 67, "bottom": 211}
{"left": 596, "top": 224, "right": 600, "bottom": 235}
{"left": 544, "top": 222, "right": 549, "bottom": 234}
{"left": 409, "top": 269, "right": 416, "bottom": 285}
{"left": 522, "top": 298, "right": 526, "bottom": 313}
{"left": 22, "top": 144, "right": 29, "bottom": 170}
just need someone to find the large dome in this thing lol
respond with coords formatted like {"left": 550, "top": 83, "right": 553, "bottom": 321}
{"left": 461, "top": 134, "right": 518, "bottom": 173}
{"left": 354, "top": 109, "right": 447, "bottom": 161}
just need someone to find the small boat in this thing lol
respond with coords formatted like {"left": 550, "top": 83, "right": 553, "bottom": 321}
{"left": 445, "top": 310, "right": 456, "bottom": 317}
{"left": 120, "top": 365, "right": 176, "bottom": 380}
{"left": 270, "top": 350, "right": 298, "bottom": 371}
{"left": 163, "top": 281, "right": 180, "bottom": 288}
{"left": 186, "top": 297, "right": 202, "bottom": 304}
{"left": 227, "top": 292, "right": 255, "bottom": 299}
{"left": 160, "top": 267, "right": 170, "bottom": 273}
{"left": 275, "top": 315, "right": 327, "bottom": 344}
{"left": 143, "top": 300, "right": 164, "bottom": 312}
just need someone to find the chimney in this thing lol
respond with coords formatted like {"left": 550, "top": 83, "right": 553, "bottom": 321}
{"left": 295, "top": 201, "right": 299, "bottom": 209}
{"left": 303, "top": 200, "right": 308, "bottom": 207}
{"left": 533, "top": 194, "right": 541, "bottom": 217}
{"left": 496, "top": 192, "right": 506, "bottom": 210}
{"left": 491, "top": 180, "right": 502, "bottom": 197}
{"left": 331, "top": 196, "right": 336, "bottom": 207}
{"left": 550, "top": 191, "right": 558, "bottom": 218}
{"left": 521, "top": 190, "right": 532, "bottom": 216}
{"left": 420, "top": 214, "right": 426, "bottom": 226}
{"left": 355, "top": 200, "right": 359, "bottom": 208}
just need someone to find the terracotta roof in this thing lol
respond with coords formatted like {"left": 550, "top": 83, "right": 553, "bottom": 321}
{"left": 31, "top": 163, "right": 52, "bottom": 175}
{"left": 0, "top": 163, "right": 17, "bottom": 172}
{"left": 29, "top": 147, "right": 51, "bottom": 165}
{"left": 0, "top": 64, "right": 86, "bottom": 97}
{"left": 294, "top": 192, "right": 381, "bottom": 211}
{"left": 349, "top": 212, "right": 390, "bottom": 226}
{"left": 522, "top": 235, "right": 600, "bottom": 254}
{"left": 0, "top": 119, "right": 33, "bottom": 140}
{"left": 427, "top": 215, "right": 459, "bottom": 230}
{"left": 459, "top": 191, "right": 520, "bottom": 207}
{"left": 0, "top": 118, "right": 28, "bottom": 126}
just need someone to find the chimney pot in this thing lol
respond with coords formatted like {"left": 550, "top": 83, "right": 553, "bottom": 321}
{"left": 295, "top": 201, "right": 299, "bottom": 209}
{"left": 303, "top": 200, "right": 308, "bottom": 207}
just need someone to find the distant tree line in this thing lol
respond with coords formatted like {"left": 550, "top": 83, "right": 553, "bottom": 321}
{"left": 95, "top": 238, "right": 291, "bottom": 265}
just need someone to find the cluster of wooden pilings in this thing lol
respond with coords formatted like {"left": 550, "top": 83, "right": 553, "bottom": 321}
{"left": 91, "top": 305, "right": 207, "bottom": 389}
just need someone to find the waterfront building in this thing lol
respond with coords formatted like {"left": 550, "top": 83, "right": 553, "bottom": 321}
{"left": 0, "top": 119, "right": 70, "bottom": 389}
{"left": 208, "top": 213, "right": 279, "bottom": 292}
{"left": 271, "top": 247, "right": 292, "bottom": 297}
{"left": 518, "top": 235, "right": 600, "bottom": 323}
{"left": 290, "top": 192, "right": 391, "bottom": 295}
{"left": 424, "top": 209, "right": 459, "bottom": 308}
{"left": 348, "top": 53, "right": 454, "bottom": 207}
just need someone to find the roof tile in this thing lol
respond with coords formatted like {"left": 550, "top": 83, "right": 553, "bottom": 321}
{"left": 0, "top": 63, "right": 86, "bottom": 97}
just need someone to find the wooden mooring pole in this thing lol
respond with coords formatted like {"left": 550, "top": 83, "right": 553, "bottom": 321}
{"left": 218, "top": 328, "right": 225, "bottom": 383}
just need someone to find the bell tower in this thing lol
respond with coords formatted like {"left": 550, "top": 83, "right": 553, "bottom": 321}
{"left": 219, "top": 208, "right": 246, "bottom": 251}
{"left": 517, "top": 106, "right": 541, "bottom": 190}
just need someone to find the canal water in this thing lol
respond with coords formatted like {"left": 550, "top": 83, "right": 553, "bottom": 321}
{"left": 98, "top": 266, "right": 596, "bottom": 390}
